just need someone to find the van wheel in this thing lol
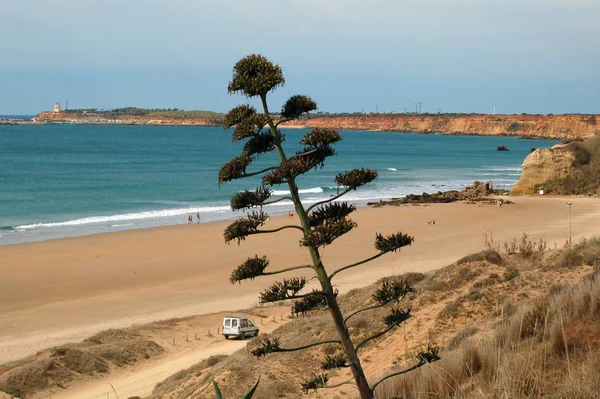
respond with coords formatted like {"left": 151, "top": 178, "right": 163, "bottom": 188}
{"left": 224, "top": 335, "right": 229, "bottom": 340}
{"left": 254, "top": 330, "right": 259, "bottom": 337}
{"left": 241, "top": 332, "right": 246, "bottom": 339}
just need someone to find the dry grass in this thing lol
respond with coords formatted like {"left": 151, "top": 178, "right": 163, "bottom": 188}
{"left": 376, "top": 263, "right": 600, "bottom": 398}
{"left": 446, "top": 326, "right": 478, "bottom": 350}
{"left": 457, "top": 249, "right": 503, "bottom": 266}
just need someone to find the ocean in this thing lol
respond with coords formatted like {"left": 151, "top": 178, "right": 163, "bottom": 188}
{"left": 0, "top": 124, "right": 558, "bottom": 245}
{"left": 0, "top": 115, "right": 35, "bottom": 120}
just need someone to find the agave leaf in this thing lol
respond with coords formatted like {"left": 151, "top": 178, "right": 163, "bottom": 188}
{"left": 239, "top": 377, "right": 261, "bottom": 398}
{"left": 211, "top": 378, "right": 223, "bottom": 399}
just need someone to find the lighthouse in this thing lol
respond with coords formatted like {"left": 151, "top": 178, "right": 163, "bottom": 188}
{"left": 54, "top": 102, "right": 61, "bottom": 113}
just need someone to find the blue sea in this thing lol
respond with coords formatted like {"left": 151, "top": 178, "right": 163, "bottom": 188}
{"left": 0, "top": 125, "right": 558, "bottom": 245}
{"left": 0, "top": 115, "right": 34, "bottom": 120}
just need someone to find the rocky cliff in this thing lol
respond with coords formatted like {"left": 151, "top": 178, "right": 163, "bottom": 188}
{"left": 511, "top": 136, "right": 600, "bottom": 196}
{"left": 283, "top": 114, "right": 599, "bottom": 139}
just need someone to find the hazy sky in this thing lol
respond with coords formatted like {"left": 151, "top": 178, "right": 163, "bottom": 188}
{"left": 1, "top": 0, "right": 598, "bottom": 115}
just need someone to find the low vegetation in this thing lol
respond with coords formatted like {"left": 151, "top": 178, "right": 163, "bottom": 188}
{"left": 0, "top": 329, "right": 163, "bottom": 398}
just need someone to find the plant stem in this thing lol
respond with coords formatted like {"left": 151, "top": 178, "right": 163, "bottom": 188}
{"left": 260, "top": 93, "right": 373, "bottom": 399}
{"left": 262, "top": 264, "right": 313, "bottom": 276}
{"left": 370, "top": 362, "right": 425, "bottom": 392}
{"left": 330, "top": 252, "right": 385, "bottom": 280}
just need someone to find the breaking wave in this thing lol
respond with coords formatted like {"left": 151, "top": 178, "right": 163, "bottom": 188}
{"left": 15, "top": 206, "right": 231, "bottom": 230}
{"left": 272, "top": 187, "right": 324, "bottom": 196}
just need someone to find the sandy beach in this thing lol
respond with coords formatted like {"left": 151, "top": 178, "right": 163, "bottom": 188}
{"left": 1, "top": 196, "right": 599, "bottom": 364}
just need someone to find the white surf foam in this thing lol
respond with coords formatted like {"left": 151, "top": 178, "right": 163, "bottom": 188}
{"left": 15, "top": 205, "right": 231, "bottom": 230}
{"left": 482, "top": 167, "right": 522, "bottom": 172}
{"left": 110, "top": 223, "right": 134, "bottom": 227}
{"left": 272, "top": 187, "right": 324, "bottom": 196}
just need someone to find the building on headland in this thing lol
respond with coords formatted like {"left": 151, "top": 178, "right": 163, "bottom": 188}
{"left": 53, "top": 102, "right": 61, "bottom": 113}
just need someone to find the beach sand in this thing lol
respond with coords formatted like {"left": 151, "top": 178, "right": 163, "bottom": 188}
{"left": 1, "top": 196, "right": 599, "bottom": 363}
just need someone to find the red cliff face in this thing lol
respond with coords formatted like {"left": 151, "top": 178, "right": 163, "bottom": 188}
{"left": 282, "top": 114, "right": 599, "bottom": 139}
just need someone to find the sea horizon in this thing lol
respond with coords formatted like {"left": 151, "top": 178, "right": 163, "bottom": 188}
{"left": 0, "top": 124, "right": 559, "bottom": 245}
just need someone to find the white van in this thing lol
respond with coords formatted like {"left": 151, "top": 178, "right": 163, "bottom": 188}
{"left": 222, "top": 316, "right": 259, "bottom": 339}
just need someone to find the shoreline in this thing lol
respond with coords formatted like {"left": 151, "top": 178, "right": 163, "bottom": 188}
{"left": 2, "top": 196, "right": 599, "bottom": 363}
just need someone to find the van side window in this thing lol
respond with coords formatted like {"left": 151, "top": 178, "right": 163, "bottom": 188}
{"left": 248, "top": 321, "right": 254, "bottom": 327}
{"left": 241, "top": 320, "right": 248, "bottom": 328}
{"left": 232, "top": 319, "right": 237, "bottom": 327}
{"left": 225, "top": 319, "right": 231, "bottom": 327}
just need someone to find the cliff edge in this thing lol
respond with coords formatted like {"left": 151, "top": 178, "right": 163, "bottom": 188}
{"left": 511, "top": 135, "right": 600, "bottom": 195}
{"left": 283, "top": 114, "right": 599, "bottom": 139}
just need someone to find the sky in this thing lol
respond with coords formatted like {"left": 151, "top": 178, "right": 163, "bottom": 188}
{"left": 0, "top": 0, "right": 598, "bottom": 115}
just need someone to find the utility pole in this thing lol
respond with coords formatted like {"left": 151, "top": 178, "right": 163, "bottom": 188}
{"left": 412, "top": 101, "right": 422, "bottom": 114}
{"left": 493, "top": 104, "right": 497, "bottom": 115}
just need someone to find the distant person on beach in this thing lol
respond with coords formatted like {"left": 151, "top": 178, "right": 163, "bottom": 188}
{"left": 288, "top": 211, "right": 294, "bottom": 218}
{"left": 188, "top": 215, "right": 192, "bottom": 224}
{"left": 197, "top": 212, "right": 201, "bottom": 223}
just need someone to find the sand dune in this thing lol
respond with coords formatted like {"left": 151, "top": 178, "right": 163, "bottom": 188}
{"left": 1, "top": 197, "right": 599, "bottom": 364}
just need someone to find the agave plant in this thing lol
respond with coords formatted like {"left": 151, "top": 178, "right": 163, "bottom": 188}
{"left": 211, "top": 377, "right": 260, "bottom": 399}
{"left": 219, "top": 54, "right": 438, "bottom": 399}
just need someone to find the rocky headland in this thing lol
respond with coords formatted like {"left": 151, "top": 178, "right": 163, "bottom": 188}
{"left": 511, "top": 135, "right": 600, "bottom": 196}
{"left": 34, "top": 111, "right": 221, "bottom": 127}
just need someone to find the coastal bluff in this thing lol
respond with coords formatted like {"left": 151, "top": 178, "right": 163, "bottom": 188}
{"left": 283, "top": 114, "right": 599, "bottom": 139}
{"left": 32, "top": 112, "right": 598, "bottom": 140}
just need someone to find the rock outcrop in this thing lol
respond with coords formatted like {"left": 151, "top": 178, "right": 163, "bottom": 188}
{"left": 368, "top": 180, "right": 509, "bottom": 206}
{"left": 511, "top": 136, "right": 600, "bottom": 196}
